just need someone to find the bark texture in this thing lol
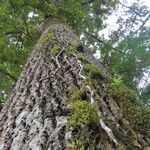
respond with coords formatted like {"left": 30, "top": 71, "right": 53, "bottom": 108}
{"left": 0, "top": 18, "right": 149, "bottom": 150}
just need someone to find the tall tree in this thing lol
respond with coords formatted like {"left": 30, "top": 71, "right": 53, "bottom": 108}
{"left": 0, "top": 0, "right": 117, "bottom": 106}
{"left": 0, "top": 0, "right": 150, "bottom": 149}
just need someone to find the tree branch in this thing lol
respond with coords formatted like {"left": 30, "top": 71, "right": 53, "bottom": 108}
{"left": 83, "top": 31, "right": 103, "bottom": 43}
{"left": 134, "top": 13, "right": 150, "bottom": 33}
{"left": 14, "top": 27, "right": 35, "bottom": 43}
{"left": 120, "top": 2, "right": 150, "bottom": 17}
{"left": 83, "top": 31, "right": 122, "bottom": 53}
{"left": 81, "top": 0, "right": 96, "bottom": 5}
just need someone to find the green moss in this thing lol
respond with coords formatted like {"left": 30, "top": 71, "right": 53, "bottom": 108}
{"left": 84, "top": 76, "right": 93, "bottom": 86}
{"left": 65, "top": 64, "right": 150, "bottom": 147}
{"left": 68, "top": 101, "right": 99, "bottom": 128}
{"left": 109, "top": 83, "right": 136, "bottom": 102}
{"left": 126, "top": 105, "right": 150, "bottom": 135}
{"left": 67, "top": 86, "right": 98, "bottom": 127}
{"left": 109, "top": 80, "right": 138, "bottom": 110}
{"left": 144, "top": 147, "right": 150, "bottom": 150}
{"left": 51, "top": 45, "right": 61, "bottom": 55}
{"left": 83, "top": 64, "right": 105, "bottom": 80}
{"left": 37, "top": 32, "right": 56, "bottom": 52}
{"left": 66, "top": 86, "right": 100, "bottom": 148}
{"left": 83, "top": 76, "right": 102, "bottom": 93}
{"left": 72, "top": 126, "right": 99, "bottom": 149}
{"left": 114, "top": 126, "right": 140, "bottom": 149}
{"left": 66, "top": 86, "right": 86, "bottom": 103}
{"left": 77, "top": 54, "right": 91, "bottom": 64}
{"left": 42, "top": 32, "right": 55, "bottom": 44}
{"left": 66, "top": 46, "right": 76, "bottom": 54}
{"left": 116, "top": 144, "right": 127, "bottom": 150}
{"left": 65, "top": 39, "right": 79, "bottom": 54}
{"left": 109, "top": 82, "right": 150, "bottom": 140}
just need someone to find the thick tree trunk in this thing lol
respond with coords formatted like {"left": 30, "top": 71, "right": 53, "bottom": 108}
{"left": 0, "top": 18, "right": 149, "bottom": 150}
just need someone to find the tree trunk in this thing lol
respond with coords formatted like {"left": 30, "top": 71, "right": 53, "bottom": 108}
{"left": 0, "top": 18, "right": 149, "bottom": 150}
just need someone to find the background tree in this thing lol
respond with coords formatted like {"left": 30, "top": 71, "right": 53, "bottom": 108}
{"left": 93, "top": 0, "right": 150, "bottom": 104}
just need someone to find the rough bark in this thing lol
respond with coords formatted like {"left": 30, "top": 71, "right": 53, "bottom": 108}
{"left": 0, "top": 18, "right": 149, "bottom": 150}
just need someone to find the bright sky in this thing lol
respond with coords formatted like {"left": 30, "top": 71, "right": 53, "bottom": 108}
{"left": 139, "top": 0, "right": 150, "bottom": 5}
{"left": 122, "top": 0, "right": 150, "bottom": 6}
{"left": 99, "top": 0, "right": 150, "bottom": 39}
